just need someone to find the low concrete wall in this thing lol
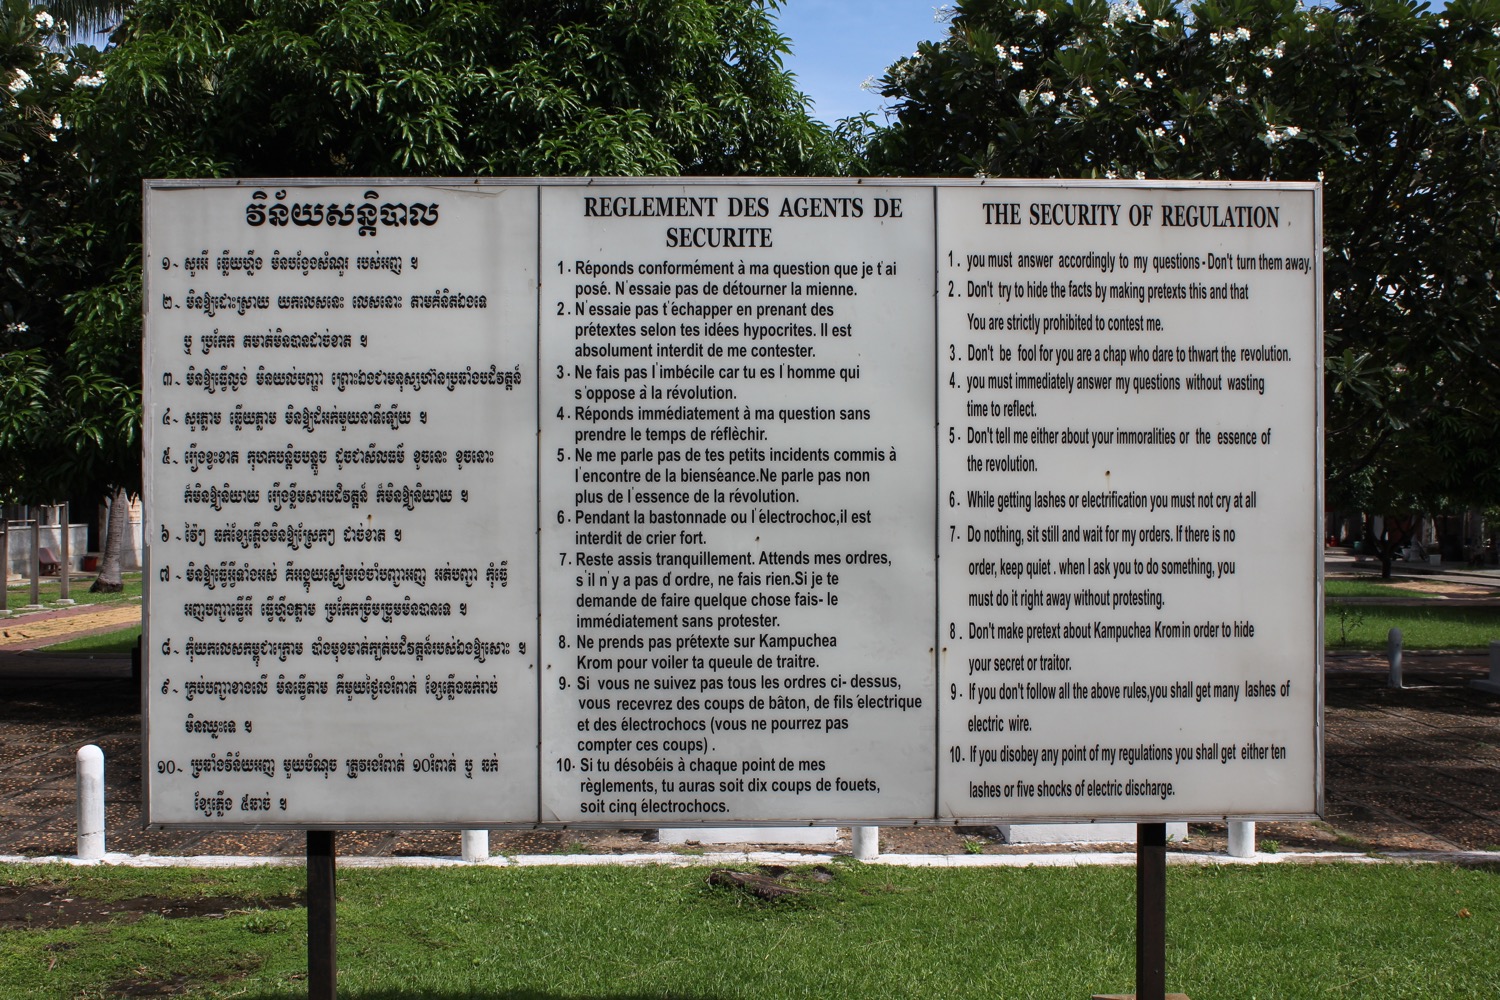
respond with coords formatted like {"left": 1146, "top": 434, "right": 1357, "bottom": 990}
{"left": 998, "top": 822, "right": 1190, "bottom": 845}
{"left": 657, "top": 827, "right": 839, "bottom": 846}
{"left": 4, "top": 524, "right": 88, "bottom": 577}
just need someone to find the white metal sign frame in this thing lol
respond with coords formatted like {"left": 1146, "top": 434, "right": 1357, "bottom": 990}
{"left": 142, "top": 176, "right": 1323, "bottom": 829}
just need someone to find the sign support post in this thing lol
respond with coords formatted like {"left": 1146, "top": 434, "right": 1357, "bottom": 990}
{"left": 1094, "top": 823, "right": 1182, "bottom": 1000}
{"left": 1136, "top": 821, "right": 1167, "bottom": 1000}
{"left": 307, "top": 830, "right": 337, "bottom": 1000}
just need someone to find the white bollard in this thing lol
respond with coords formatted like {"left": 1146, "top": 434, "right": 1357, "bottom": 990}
{"left": 1470, "top": 641, "right": 1500, "bottom": 695}
{"left": 851, "top": 825, "right": 879, "bottom": 860}
{"left": 461, "top": 829, "right": 489, "bottom": 862}
{"left": 1387, "top": 627, "right": 1403, "bottom": 688}
{"left": 1227, "top": 820, "right": 1255, "bottom": 858}
{"left": 76, "top": 745, "right": 105, "bottom": 860}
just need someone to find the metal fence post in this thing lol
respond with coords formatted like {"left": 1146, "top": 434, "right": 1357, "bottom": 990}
{"left": 57, "top": 502, "right": 72, "bottom": 603}
{"left": 29, "top": 518, "right": 41, "bottom": 607}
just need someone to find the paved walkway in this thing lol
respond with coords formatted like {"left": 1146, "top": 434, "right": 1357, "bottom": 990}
{"left": 0, "top": 601, "right": 140, "bottom": 651}
{"left": 1325, "top": 549, "right": 1500, "bottom": 587}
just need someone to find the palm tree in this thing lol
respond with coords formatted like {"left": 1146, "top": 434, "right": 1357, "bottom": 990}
{"left": 89, "top": 486, "right": 129, "bottom": 593}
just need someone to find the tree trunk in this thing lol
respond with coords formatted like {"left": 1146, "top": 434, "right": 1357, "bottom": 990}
{"left": 90, "top": 486, "right": 128, "bottom": 593}
{"left": 1365, "top": 515, "right": 1416, "bottom": 581}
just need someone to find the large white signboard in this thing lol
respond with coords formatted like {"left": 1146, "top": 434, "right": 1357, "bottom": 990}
{"left": 537, "top": 185, "right": 936, "bottom": 824}
{"left": 143, "top": 178, "right": 1320, "bottom": 827}
{"left": 935, "top": 186, "right": 1321, "bottom": 820}
{"left": 143, "top": 185, "right": 540, "bottom": 825}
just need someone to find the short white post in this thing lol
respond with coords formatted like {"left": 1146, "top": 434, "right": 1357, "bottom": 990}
{"left": 461, "top": 829, "right": 489, "bottom": 862}
{"left": 76, "top": 745, "right": 105, "bottom": 860}
{"left": 1387, "top": 627, "right": 1403, "bottom": 688}
{"left": 851, "top": 825, "right": 879, "bottom": 860}
{"left": 1227, "top": 820, "right": 1255, "bottom": 858}
{"left": 1470, "top": 641, "right": 1500, "bottom": 695}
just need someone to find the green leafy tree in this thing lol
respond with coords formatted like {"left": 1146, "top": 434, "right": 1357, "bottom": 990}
{"left": 4, "top": 0, "right": 849, "bottom": 586}
{"left": 76, "top": 0, "right": 850, "bottom": 199}
{"left": 3, "top": 1, "right": 136, "bottom": 588}
{"left": 28, "top": 0, "right": 128, "bottom": 37}
{"left": 868, "top": 0, "right": 1500, "bottom": 576}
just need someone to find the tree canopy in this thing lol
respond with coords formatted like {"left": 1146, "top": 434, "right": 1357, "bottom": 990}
{"left": 7, "top": 0, "right": 1500, "bottom": 526}
{"left": 868, "top": 0, "right": 1500, "bottom": 516}
{"left": 81, "top": 0, "right": 848, "bottom": 183}
{"left": 1, "top": 0, "right": 130, "bottom": 503}
{"left": 0, "top": 0, "right": 850, "bottom": 505}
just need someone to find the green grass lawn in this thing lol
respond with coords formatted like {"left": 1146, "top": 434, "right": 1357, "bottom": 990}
{"left": 1326, "top": 603, "right": 1500, "bottom": 649}
{"left": 3, "top": 572, "right": 141, "bottom": 607}
{"left": 32, "top": 625, "right": 141, "bottom": 655}
{"left": 1325, "top": 578, "right": 1437, "bottom": 599}
{"left": 0, "top": 862, "right": 1494, "bottom": 998}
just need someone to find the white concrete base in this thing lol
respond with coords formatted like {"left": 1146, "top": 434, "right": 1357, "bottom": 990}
{"left": 656, "top": 827, "right": 838, "bottom": 846}
{"left": 460, "top": 829, "right": 489, "bottom": 862}
{"left": 1227, "top": 820, "right": 1256, "bottom": 858}
{"left": 997, "top": 822, "right": 1189, "bottom": 845}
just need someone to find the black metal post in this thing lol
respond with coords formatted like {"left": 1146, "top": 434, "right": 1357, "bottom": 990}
{"left": 307, "top": 830, "right": 337, "bottom": 1000}
{"left": 1136, "top": 822, "right": 1167, "bottom": 1000}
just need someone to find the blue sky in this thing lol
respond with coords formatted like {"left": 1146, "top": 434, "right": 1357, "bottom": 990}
{"left": 772, "top": 0, "right": 1392, "bottom": 126}
{"left": 774, "top": 1, "right": 950, "bottom": 126}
